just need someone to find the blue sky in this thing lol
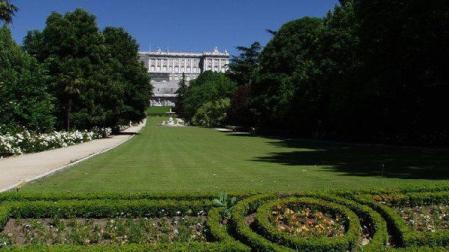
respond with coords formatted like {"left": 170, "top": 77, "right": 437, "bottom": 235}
{"left": 10, "top": 0, "right": 338, "bottom": 55}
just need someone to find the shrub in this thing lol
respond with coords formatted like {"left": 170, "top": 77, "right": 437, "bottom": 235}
{"left": 4, "top": 199, "right": 213, "bottom": 219}
{"left": 0, "top": 128, "right": 111, "bottom": 158}
{"left": 192, "top": 98, "right": 231, "bottom": 127}
{"left": 206, "top": 207, "right": 250, "bottom": 251}
{"left": 181, "top": 71, "right": 236, "bottom": 122}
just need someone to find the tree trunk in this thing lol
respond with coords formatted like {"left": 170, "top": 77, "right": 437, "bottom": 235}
{"left": 65, "top": 98, "right": 72, "bottom": 131}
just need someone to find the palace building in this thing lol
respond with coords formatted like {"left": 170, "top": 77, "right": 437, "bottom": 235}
{"left": 138, "top": 48, "right": 230, "bottom": 106}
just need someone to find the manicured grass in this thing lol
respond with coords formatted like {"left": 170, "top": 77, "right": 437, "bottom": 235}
{"left": 23, "top": 114, "right": 449, "bottom": 193}
{"left": 147, "top": 106, "right": 171, "bottom": 115}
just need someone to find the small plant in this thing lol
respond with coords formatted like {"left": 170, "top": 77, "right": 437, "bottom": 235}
{"left": 213, "top": 193, "right": 237, "bottom": 220}
{"left": 0, "top": 234, "right": 11, "bottom": 248}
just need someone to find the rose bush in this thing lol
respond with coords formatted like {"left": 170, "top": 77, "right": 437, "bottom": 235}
{"left": 0, "top": 128, "right": 111, "bottom": 158}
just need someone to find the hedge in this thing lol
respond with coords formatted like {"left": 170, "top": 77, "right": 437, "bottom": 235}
{"left": 254, "top": 197, "right": 360, "bottom": 252}
{"left": 351, "top": 191, "right": 449, "bottom": 248}
{"left": 230, "top": 194, "right": 292, "bottom": 251}
{"left": 0, "top": 187, "right": 449, "bottom": 251}
{"left": 0, "top": 242, "right": 241, "bottom": 252}
{"left": 303, "top": 194, "right": 388, "bottom": 251}
{"left": 0, "top": 199, "right": 235, "bottom": 251}
{"left": 1, "top": 199, "right": 214, "bottom": 219}
{"left": 0, "top": 191, "right": 252, "bottom": 202}
{"left": 206, "top": 207, "right": 250, "bottom": 251}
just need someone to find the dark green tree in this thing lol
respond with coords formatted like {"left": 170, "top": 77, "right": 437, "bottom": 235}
{"left": 352, "top": 0, "right": 449, "bottom": 144}
{"left": 23, "top": 9, "right": 151, "bottom": 131}
{"left": 227, "top": 42, "right": 261, "bottom": 86}
{"left": 227, "top": 42, "right": 261, "bottom": 126}
{"left": 0, "top": 27, "right": 55, "bottom": 132}
{"left": 288, "top": 0, "right": 361, "bottom": 137}
{"left": 251, "top": 17, "right": 324, "bottom": 128}
{"left": 175, "top": 73, "right": 187, "bottom": 116}
{"left": 0, "top": 0, "right": 17, "bottom": 24}
{"left": 103, "top": 27, "right": 152, "bottom": 130}
{"left": 23, "top": 9, "right": 108, "bottom": 130}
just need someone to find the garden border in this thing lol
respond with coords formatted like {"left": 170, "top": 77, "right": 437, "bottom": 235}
{"left": 350, "top": 191, "right": 449, "bottom": 248}
{"left": 0, "top": 198, "right": 239, "bottom": 251}
{"left": 254, "top": 197, "right": 360, "bottom": 251}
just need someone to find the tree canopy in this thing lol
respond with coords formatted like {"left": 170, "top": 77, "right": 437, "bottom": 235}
{"left": 23, "top": 9, "right": 151, "bottom": 131}
{"left": 0, "top": 27, "right": 55, "bottom": 133}
{"left": 226, "top": 0, "right": 449, "bottom": 145}
{"left": 0, "top": 0, "right": 17, "bottom": 24}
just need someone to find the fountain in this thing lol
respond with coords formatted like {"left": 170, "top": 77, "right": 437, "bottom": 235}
{"left": 161, "top": 108, "right": 185, "bottom": 127}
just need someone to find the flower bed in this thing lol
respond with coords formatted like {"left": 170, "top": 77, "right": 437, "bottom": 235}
{"left": 269, "top": 202, "right": 346, "bottom": 238}
{"left": 1, "top": 216, "right": 207, "bottom": 246}
{"left": 394, "top": 204, "right": 449, "bottom": 232}
{"left": 0, "top": 198, "right": 227, "bottom": 251}
{"left": 254, "top": 197, "right": 360, "bottom": 251}
{"left": 352, "top": 191, "right": 449, "bottom": 249}
{"left": 0, "top": 128, "right": 112, "bottom": 158}
{"left": 0, "top": 189, "right": 448, "bottom": 251}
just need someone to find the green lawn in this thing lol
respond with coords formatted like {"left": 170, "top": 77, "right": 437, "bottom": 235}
{"left": 23, "top": 111, "right": 449, "bottom": 193}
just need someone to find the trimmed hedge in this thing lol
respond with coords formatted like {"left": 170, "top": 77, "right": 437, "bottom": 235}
{"left": 230, "top": 194, "right": 292, "bottom": 251}
{"left": 0, "top": 191, "right": 252, "bottom": 202}
{"left": 0, "top": 186, "right": 449, "bottom": 251}
{"left": 254, "top": 197, "right": 360, "bottom": 252}
{"left": 3, "top": 199, "right": 213, "bottom": 219}
{"left": 303, "top": 194, "right": 388, "bottom": 251}
{"left": 0, "top": 242, "right": 241, "bottom": 251}
{"left": 351, "top": 191, "right": 449, "bottom": 248}
{"left": 229, "top": 193, "right": 394, "bottom": 252}
{"left": 206, "top": 207, "right": 250, "bottom": 251}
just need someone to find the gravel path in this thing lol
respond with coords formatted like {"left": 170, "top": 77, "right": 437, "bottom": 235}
{"left": 0, "top": 120, "right": 146, "bottom": 192}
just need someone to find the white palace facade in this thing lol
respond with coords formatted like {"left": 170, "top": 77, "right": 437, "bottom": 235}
{"left": 139, "top": 48, "right": 230, "bottom": 106}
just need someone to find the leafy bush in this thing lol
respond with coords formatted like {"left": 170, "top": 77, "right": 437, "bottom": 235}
{"left": 0, "top": 128, "right": 111, "bottom": 157}
{"left": 192, "top": 98, "right": 230, "bottom": 127}
{"left": 180, "top": 71, "right": 236, "bottom": 124}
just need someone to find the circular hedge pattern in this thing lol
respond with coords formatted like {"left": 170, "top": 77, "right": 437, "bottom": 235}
{"left": 254, "top": 197, "right": 360, "bottom": 251}
{"left": 225, "top": 194, "right": 388, "bottom": 251}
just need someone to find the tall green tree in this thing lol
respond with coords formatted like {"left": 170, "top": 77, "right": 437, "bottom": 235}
{"left": 23, "top": 9, "right": 108, "bottom": 130}
{"left": 23, "top": 9, "right": 151, "bottom": 131}
{"left": 251, "top": 17, "right": 324, "bottom": 128}
{"left": 0, "top": 27, "right": 55, "bottom": 132}
{"left": 226, "top": 42, "right": 262, "bottom": 127}
{"left": 175, "top": 73, "right": 187, "bottom": 116}
{"left": 289, "top": 0, "right": 361, "bottom": 137}
{"left": 353, "top": 0, "right": 449, "bottom": 144}
{"left": 102, "top": 27, "right": 152, "bottom": 130}
{"left": 228, "top": 42, "right": 261, "bottom": 86}
{"left": 0, "top": 0, "right": 17, "bottom": 24}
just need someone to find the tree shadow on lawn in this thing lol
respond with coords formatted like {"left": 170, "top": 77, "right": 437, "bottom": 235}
{"left": 229, "top": 134, "right": 449, "bottom": 180}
